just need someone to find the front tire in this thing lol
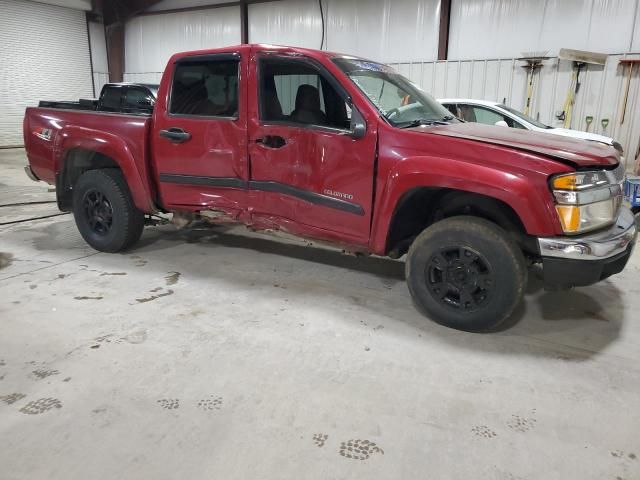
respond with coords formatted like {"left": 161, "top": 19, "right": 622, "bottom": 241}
{"left": 405, "top": 216, "right": 527, "bottom": 332}
{"left": 73, "top": 169, "right": 144, "bottom": 252}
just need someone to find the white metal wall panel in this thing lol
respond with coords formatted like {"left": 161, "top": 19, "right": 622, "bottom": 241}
{"left": 449, "top": 0, "right": 640, "bottom": 60}
{"left": 88, "top": 21, "right": 108, "bottom": 95}
{"left": 124, "top": 6, "right": 241, "bottom": 78}
{"left": 633, "top": 0, "right": 640, "bottom": 51}
{"left": 0, "top": 0, "right": 93, "bottom": 146}
{"left": 249, "top": 0, "right": 323, "bottom": 49}
{"left": 390, "top": 54, "right": 640, "bottom": 168}
{"left": 248, "top": 0, "right": 439, "bottom": 62}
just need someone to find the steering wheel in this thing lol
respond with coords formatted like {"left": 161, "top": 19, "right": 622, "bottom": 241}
{"left": 386, "top": 107, "right": 401, "bottom": 120}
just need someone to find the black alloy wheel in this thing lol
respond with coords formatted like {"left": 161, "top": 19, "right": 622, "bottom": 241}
{"left": 82, "top": 189, "right": 114, "bottom": 236}
{"left": 425, "top": 246, "right": 493, "bottom": 311}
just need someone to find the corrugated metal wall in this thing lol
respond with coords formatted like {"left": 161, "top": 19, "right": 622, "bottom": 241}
{"left": 390, "top": 54, "right": 640, "bottom": 163}
{"left": 449, "top": 0, "right": 640, "bottom": 60}
{"left": 123, "top": 5, "right": 241, "bottom": 84}
{"left": 248, "top": 0, "right": 440, "bottom": 61}
{"left": 0, "top": 0, "right": 94, "bottom": 146}
{"left": 124, "top": 0, "right": 440, "bottom": 79}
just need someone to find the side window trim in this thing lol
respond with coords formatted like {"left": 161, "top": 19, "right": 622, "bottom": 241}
{"left": 168, "top": 53, "right": 241, "bottom": 120}
{"left": 257, "top": 54, "right": 353, "bottom": 133}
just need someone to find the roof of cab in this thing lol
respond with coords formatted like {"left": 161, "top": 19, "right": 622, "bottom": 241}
{"left": 169, "top": 43, "right": 365, "bottom": 62}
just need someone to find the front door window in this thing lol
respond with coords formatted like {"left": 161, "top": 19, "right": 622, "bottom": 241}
{"left": 259, "top": 58, "right": 351, "bottom": 131}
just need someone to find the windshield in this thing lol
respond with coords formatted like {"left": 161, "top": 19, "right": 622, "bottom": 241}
{"left": 499, "top": 104, "right": 551, "bottom": 129}
{"left": 333, "top": 58, "right": 456, "bottom": 127}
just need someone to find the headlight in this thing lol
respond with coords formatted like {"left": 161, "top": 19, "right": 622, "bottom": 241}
{"left": 551, "top": 168, "right": 623, "bottom": 234}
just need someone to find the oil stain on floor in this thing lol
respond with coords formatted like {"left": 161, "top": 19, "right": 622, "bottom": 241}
{"left": 135, "top": 289, "right": 174, "bottom": 304}
{"left": 165, "top": 271, "right": 181, "bottom": 286}
{"left": 0, "top": 252, "right": 13, "bottom": 269}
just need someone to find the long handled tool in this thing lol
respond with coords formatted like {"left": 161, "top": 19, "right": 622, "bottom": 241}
{"left": 558, "top": 49, "right": 607, "bottom": 129}
{"left": 619, "top": 59, "right": 640, "bottom": 124}
{"left": 518, "top": 51, "right": 549, "bottom": 116}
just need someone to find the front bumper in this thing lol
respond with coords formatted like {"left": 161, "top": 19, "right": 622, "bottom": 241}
{"left": 538, "top": 207, "right": 637, "bottom": 288}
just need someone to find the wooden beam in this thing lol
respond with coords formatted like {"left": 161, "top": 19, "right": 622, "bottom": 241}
{"left": 438, "top": 0, "right": 451, "bottom": 61}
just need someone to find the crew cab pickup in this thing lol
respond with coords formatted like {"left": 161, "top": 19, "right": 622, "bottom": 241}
{"left": 23, "top": 44, "right": 637, "bottom": 331}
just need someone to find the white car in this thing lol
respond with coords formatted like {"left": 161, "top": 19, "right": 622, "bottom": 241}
{"left": 438, "top": 98, "right": 623, "bottom": 153}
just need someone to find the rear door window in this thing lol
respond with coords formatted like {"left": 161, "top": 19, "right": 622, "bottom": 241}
{"left": 170, "top": 57, "right": 239, "bottom": 117}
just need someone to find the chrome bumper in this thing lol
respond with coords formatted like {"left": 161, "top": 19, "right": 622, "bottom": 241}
{"left": 538, "top": 207, "right": 637, "bottom": 261}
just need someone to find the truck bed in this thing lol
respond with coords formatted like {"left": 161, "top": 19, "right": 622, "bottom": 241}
{"left": 24, "top": 107, "right": 153, "bottom": 191}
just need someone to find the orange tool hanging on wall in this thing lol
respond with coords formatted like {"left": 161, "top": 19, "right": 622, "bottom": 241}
{"left": 619, "top": 58, "right": 640, "bottom": 125}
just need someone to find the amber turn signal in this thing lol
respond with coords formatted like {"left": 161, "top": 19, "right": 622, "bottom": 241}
{"left": 552, "top": 174, "right": 578, "bottom": 190}
{"left": 555, "top": 205, "right": 580, "bottom": 233}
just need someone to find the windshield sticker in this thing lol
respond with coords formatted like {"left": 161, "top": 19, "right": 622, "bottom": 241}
{"left": 347, "top": 60, "right": 396, "bottom": 74}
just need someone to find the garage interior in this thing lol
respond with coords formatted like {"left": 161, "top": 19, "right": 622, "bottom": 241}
{"left": 1, "top": 0, "right": 640, "bottom": 479}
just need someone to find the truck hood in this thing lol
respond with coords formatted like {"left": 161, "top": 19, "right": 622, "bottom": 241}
{"left": 413, "top": 122, "right": 619, "bottom": 168}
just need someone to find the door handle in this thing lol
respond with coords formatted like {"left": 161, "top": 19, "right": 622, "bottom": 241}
{"left": 159, "top": 127, "right": 191, "bottom": 143}
{"left": 255, "top": 135, "right": 286, "bottom": 149}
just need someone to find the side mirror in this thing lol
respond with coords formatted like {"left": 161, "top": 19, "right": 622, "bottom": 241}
{"left": 494, "top": 120, "right": 509, "bottom": 127}
{"left": 350, "top": 106, "right": 367, "bottom": 139}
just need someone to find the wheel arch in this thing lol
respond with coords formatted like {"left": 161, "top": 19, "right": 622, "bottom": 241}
{"left": 55, "top": 128, "right": 155, "bottom": 213}
{"left": 384, "top": 187, "right": 538, "bottom": 258}
{"left": 369, "top": 158, "right": 563, "bottom": 256}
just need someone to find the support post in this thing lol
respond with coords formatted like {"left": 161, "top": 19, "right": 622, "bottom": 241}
{"left": 438, "top": 0, "right": 451, "bottom": 61}
{"left": 240, "top": 0, "right": 249, "bottom": 44}
{"left": 106, "top": 22, "right": 125, "bottom": 83}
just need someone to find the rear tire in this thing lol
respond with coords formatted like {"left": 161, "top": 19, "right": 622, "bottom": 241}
{"left": 405, "top": 216, "right": 527, "bottom": 332}
{"left": 73, "top": 169, "right": 144, "bottom": 252}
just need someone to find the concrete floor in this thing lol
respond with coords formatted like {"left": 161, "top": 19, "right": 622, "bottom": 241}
{"left": 1, "top": 148, "right": 639, "bottom": 480}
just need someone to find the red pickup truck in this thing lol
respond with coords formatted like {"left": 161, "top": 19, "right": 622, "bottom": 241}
{"left": 23, "top": 44, "right": 636, "bottom": 331}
